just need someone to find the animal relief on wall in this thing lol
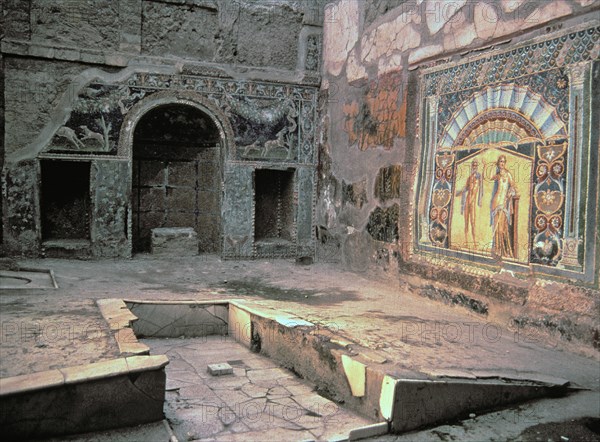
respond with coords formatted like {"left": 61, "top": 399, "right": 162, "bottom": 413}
{"left": 225, "top": 95, "right": 299, "bottom": 161}
{"left": 46, "top": 85, "right": 146, "bottom": 154}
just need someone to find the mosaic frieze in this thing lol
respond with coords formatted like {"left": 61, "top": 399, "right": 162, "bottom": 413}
{"left": 436, "top": 68, "right": 570, "bottom": 145}
{"left": 416, "top": 24, "right": 599, "bottom": 282}
{"left": 305, "top": 34, "right": 322, "bottom": 71}
{"left": 44, "top": 73, "right": 318, "bottom": 165}
{"left": 424, "top": 27, "right": 599, "bottom": 96}
{"left": 227, "top": 95, "right": 299, "bottom": 161}
{"left": 46, "top": 84, "right": 133, "bottom": 154}
{"left": 222, "top": 166, "right": 254, "bottom": 259}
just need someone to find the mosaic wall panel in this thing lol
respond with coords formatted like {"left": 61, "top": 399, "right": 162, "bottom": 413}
{"left": 415, "top": 24, "right": 599, "bottom": 282}
{"left": 222, "top": 166, "right": 254, "bottom": 259}
{"left": 296, "top": 167, "right": 316, "bottom": 247}
{"left": 34, "top": 72, "right": 318, "bottom": 259}
{"left": 90, "top": 160, "right": 130, "bottom": 258}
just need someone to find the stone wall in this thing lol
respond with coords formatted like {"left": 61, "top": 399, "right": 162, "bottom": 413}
{"left": 1, "top": 0, "right": 326, "bottom": 258}
{"left": 318, "top": 0, "right": 600, "bottom": 348}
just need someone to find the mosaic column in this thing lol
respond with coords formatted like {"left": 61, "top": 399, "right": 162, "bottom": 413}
{"left": 561, "top": 62, "right": 591, "bottom": 269}
{"left": 419, "top": 95, "right": 439, "bottom": 245}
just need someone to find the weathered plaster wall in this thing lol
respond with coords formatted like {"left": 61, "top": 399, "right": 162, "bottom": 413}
{"left": 319, "top": 0, "right": 600, "bottom": 348}
{"left": 1, "top": 0, "right": 326, "bottom": 258}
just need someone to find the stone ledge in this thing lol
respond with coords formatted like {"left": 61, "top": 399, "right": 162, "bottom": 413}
{"left": 0, "top": 39, "right": 322, "bottom": 87}
{"left": 116, "top": 328, "right": 151, "bottom": 356}
{"left": 0, "top": 362, "right": 167, "bottom": 438}
{"left": 97, "top": 298, "right": 139, "bottom": 327}
{"left": 0, "top": 355, "right": 169, "bottom": 397}
{"left": 348, "top": 422, "right": 390, "bottom": 440}
{"left": 0, "top": 370, "right": 64, "bottom": 396}
{"left": 0, "top": 39, "right": 128, "bottom": 66}
{"left": 97, "top": 299, "right": 150, "bottom": 356}
{"left": 125, "top": 298, "right": 229, "bottom": 305}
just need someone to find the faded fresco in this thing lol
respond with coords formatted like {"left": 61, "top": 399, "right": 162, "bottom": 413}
{"left": 416, "top": 25, "right": 599, "bottom": 282}
{"left": 343, "top": 72, "right": 407, "bottom": 150}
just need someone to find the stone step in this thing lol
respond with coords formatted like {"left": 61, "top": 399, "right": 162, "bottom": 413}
{"left": 42, "top": 239, "right": 92, "bottom": 259}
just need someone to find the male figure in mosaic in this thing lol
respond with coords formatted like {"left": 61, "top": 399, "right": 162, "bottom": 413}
{"left": 456, "top": 160, "right": 483, "bottom": 247}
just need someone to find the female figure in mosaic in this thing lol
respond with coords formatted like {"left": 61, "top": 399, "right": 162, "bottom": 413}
{"left": 490, "top": 155, "right": 518, "bottom": 259}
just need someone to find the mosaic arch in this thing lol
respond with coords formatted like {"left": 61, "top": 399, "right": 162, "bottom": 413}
{"left": 415, "top": 24, "right": 600, "bottom": 283}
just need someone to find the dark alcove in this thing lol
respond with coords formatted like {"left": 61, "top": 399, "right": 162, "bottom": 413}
{"left": 41, "top": 160, "right": 91, "bottom": 240}
{"left": 254, "top": 169, "right": 295, "bottom": 244}
{"left": 132, "top": 104, "right": 222, "bottom": 253}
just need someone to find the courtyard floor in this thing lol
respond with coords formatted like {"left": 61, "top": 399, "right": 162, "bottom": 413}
{"left": 1, "top": 254, "right": 598, "bottom": 441}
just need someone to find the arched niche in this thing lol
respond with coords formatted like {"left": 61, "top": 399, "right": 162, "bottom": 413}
{"left": 118, "top": 91, "right": 235, "bottom": 255}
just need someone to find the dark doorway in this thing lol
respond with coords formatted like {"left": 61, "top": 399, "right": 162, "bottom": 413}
{"left": 254, "top": 169, "right": 295, "bottom": 244}
{"left": 40, "top": 160, "right": 91, "bottom": 240}
{"left": 132, "top": 104, "right": 221, "bottom": 253}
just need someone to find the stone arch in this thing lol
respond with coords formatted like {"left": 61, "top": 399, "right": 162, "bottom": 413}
{"left": 118, "top": 90, "right": 235, "bottom": 160}
{"left": 118, "top": 91, "right": 235, "bottom": 255}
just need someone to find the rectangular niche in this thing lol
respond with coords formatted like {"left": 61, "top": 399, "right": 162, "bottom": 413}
{"left": 254, "top": 169, "right": 295, "bottom": 244}
{"left": 40, "top": 160, "right": 91, "bottom": 241}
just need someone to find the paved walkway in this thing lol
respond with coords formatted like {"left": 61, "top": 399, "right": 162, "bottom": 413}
{"left": 1, "top": 254, "right": 599, "bottom": 440}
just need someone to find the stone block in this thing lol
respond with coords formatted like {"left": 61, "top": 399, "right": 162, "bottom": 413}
{"left": 1, "top": 40, "right": 29, "bottom": 55}
{"left": 425, "top": 0, "right": 465, "bottom": 35}
{"left": 28, "top": 44, "right": 54, "bottom": 59}
{"left": 379, "top": 375, "right": 398, "bottom": 421}
{"left": 390, "top": 378, "right": 568, "bottom": 433}
{"left": 60, "top": 359, "right": 128, "bottom": 384}
{"left": 79, "top": 50, "right": 105, "bottom": 65}
{"left": 115, "top": 328, "right": 150, "bottom": 356}
{"left": 474, "top": 2, "right": 498, "bottom": 41}
{"left": 151, "top": 227, "right": 198, "bottom": 256}
{"left": 408, "top": 44, "right": 443, "bottom": 65}
{"left": 346, "top": 47, "right": 367, "bottom": 83}
{"left": 104, "top": 54, "right": 129, "bottom": 66}
{"left": 0, "top": 370, "right": 64, "bottom": 396}
{"left": 323, "top": 0, "right": 360, "bottom": 76}
{"left": 54, "top": 48, "right": 80, "bottom": 61}
{"left": 341, "top": 355, "right": 366, "bottom": 397}
{"left": 142, "top": 1, "right": 218, "bottom": 60}
{"left": 0, "top": 367, "right": 166, "bottom": 438}
{"left": 97, "top": 298, "right": 138, "bottom": 328}
{"left": 207, "top": 363, "right": 233, "bottom": 376}
{"left": 228, "top": 304, "right": 252, "bottom": 348}
{"left": 349, "top": 422, "right": 389, "bottom": 440}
